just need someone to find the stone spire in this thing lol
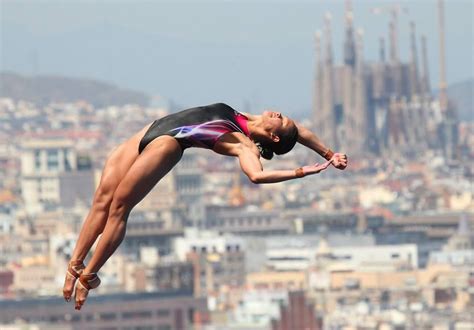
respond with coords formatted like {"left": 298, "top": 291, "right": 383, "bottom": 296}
{"left": 313, "top": 30, "right": 323, "bottom": 129}
{"left": 420, "top": 35, "right": 431, "bottom": 95}
{"left": 322, "top": 12, "right": 338, "bottom": 148}
{"left": 315, "top": 30, "right": 322, "bottom": 72}
{"left": 354, "top": 28, "right": 367, "bottom": 151}
{"left": 409, "top": 21, "right": 420, "bottom": 96}
{"left": 388, "top": 9, "right": 399, "bottom": 63}
{"left": 324, "top": 12, "right": 334, "bottom": 65}
{"left": 344, "top": 0, "right": 356, "bottom": 67}
{"left": 389, "top": 8, "right": 401, "bottom": 96}
{"left": 437, "top": 0, "right": 448, "bottom": 113}
{"left": 379, "top": 37, "right": 386, "bottom": 62}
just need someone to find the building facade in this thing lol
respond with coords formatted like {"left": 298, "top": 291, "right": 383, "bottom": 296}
{"left": 0, "top": 291, "right": 208, "bottom": 330}
{"left": 20, "top": 139, "right": 93, "bottom": 213}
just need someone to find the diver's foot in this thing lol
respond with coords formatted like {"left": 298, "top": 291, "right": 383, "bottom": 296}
{"left": 63, "top": 260, "right": 85, "bottom": 302}
{"left": 75, "top": 273, "right": 101, "bottom": 310}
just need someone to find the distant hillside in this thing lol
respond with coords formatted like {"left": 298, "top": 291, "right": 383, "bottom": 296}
{"left": 0, "top": 72, "right": 150, "bottom": 107}
{"left": 446, "top": 78, "right": 473, "bottom": 122}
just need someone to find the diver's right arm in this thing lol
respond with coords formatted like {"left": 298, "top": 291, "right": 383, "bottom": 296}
{"left": 237, "top": 146, "right": 332, "bottom": 184}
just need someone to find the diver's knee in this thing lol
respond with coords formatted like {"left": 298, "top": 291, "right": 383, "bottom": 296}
{"left": 93, "top": 177, "right": 118, "bottom": 207}
{"left": 108, "top": 194, "right": 132, "bottom": 221}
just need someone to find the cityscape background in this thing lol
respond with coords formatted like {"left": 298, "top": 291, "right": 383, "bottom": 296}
{"left": 0, "top": 0, "right": 473, "bottom": 329}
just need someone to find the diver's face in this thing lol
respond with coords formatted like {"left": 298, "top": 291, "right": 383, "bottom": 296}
{"left": 262, "top": 110, "right": 294, "bottom": 136}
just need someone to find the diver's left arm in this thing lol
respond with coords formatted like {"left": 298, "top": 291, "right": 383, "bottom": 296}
{"left": 295, "top": 122, "right": 348, "bottom": 170}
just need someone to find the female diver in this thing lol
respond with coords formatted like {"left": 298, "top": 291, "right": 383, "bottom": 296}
{"left": 63, "top": 102, "right": 348, "bottom": 310}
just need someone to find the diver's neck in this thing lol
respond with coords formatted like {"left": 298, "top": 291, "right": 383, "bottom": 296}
{"left": 246, "top": 115, "right": 264, "bottom": 140}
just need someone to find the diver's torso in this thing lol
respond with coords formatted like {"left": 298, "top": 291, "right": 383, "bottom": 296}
{"left": 138, "top": 103, "right": 249, "bottom": 153}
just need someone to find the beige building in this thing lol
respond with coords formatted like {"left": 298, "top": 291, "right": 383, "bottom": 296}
{"left": 328, "top": 263, "right": 455, "bottom": 290}
{"left": 187, "top": 249, "right": 246, "bottom": 298}
{"left": 247, "top": 270, "right": 307, "bottom": 291}
{"left": 308, "top": 263, "right": 472, "bottom": 313}
{"left": 12, "top": 264, "right": 57, "bottom": 296}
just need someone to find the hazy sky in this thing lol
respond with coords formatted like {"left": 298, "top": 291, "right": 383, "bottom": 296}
{"left": 1, "top": 0, "right": 473, "bottom": 113}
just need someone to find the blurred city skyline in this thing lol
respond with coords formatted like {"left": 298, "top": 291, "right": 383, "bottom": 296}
{"left": 1, "top": 0, "right": 473, "bottom": 113}
{"left": 1, "top": 3, "right": 473, "bottom": 328}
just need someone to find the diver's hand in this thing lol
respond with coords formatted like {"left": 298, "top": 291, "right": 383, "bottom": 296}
{"left": 302, "top": 160, "right": 332, "bottom": 176}
{"left": 331, "top": 153, "right": 347, "bottom": 170}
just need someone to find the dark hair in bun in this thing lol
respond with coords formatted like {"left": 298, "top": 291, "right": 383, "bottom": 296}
{"left": 256, "top": 125, "right": 299, "bottom": 160}
{"left": 255, "top": 142, "right": 274, "bottom": 160}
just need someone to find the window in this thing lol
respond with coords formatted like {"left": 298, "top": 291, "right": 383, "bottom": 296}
{"left": 122, "top": 311, "right": 152, "bottom": 319}
{"left": 99, "top": 312, "right": 117, "bottom": 321}
{"left": 157, "top": 309, "right": 170, "bottom": 317}
{"left": 157, "top": 325, "right": 172, "bottom": 330}
{"left": 188, "top": 308, "right": 195, "bottom": 323}
{"left": 48, "top": 315, "right": 62, "bottom": 323}
{"left": 34, "top": 150, "right": 41, "bottom": 170}
{"left": 70, "top": 315, "right": 81, "bottom": 322}
{"left": 64, "top": 150, "right": 72, "bottom": 171}
{"left": 47, "top": 150, "right": 58, "bottom": 159}
{"left": 64, "top": 314, "right": 80, "bottom": 322}
{"left": 174, "top": 309, "right": 184, "bottom": 330}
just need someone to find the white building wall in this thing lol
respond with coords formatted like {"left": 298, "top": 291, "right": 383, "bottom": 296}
{"left": 266, "top": 248, "right": 313, "bottom": 271}
{"left": 174, "top": 229, "right": 245, "bottom": 261}
{"left": 332, "top": 245, "right": 419, "bottom": 270}
{"left": 230, "top": 290, "right": 287, "bottom": 328}
{"left": 20, "top": 178, "right": 40, "bottom": 207}
{"left": 20, "top": 140, "right": 78, "bottom": 212}
{"left": 429, "top": 250, "right": 474, "bottom": 267}
{"left": 265, "top": 244, "right": 418, "bottom": 272}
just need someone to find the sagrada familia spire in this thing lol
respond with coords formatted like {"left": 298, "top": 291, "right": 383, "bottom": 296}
{"left": 313, "top": 0, "right": 458, "bottom": 158}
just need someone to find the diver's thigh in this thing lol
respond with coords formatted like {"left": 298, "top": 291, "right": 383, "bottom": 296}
{"left": 99, "top": 122, "right": 154, "bottom": 187}
{"left": 111, "top": 136, "right": 182, "bottom": 208}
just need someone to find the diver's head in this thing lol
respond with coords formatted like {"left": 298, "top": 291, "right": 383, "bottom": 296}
{"left": 255, "top": 110, "right": 299, "bottom": 160}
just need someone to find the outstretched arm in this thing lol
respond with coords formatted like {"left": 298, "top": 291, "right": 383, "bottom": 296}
{"left": 295, "top": 122, "right": 332, "bottom": 158}
{"left": 295, "top": 122, "right": 348, "bottom": 170}
{"left": 238, "top": 147, "right": 332, "bottom": 184}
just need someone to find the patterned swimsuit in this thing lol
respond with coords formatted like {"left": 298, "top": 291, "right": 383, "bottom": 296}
{"left": 138, "top": 103, "right": 250, "bottom": 153}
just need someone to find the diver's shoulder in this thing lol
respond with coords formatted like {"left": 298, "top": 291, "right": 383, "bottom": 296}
{"left": 209, "top": 102, "right": 235, "bottom": 111}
